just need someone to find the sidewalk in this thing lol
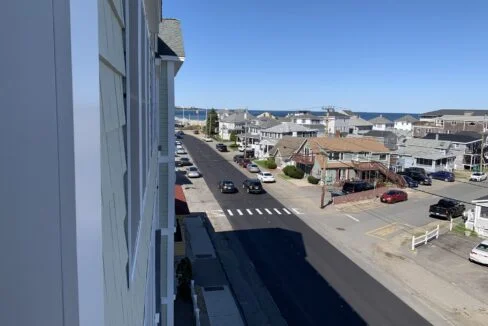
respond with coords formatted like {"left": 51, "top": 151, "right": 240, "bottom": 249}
{"left": 184, "top": 216, "right": 244, "bottom": 326}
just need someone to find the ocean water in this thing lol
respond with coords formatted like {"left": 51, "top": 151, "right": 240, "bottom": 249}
{"left": 175, "top": 109, "right": 419, "bottom": 122}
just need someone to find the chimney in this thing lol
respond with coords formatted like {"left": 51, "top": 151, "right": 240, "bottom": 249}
{"left": 435, "top": 133, "right": 439, "bottom": 140}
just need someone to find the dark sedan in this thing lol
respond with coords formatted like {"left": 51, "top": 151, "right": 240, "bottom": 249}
{"left": 242, "top": 179, "right": 263, "bottom": 194}
{"left": 176, "top": 157, "right": 192, "bottom": 167}
{"left": 218, "top": 180, "right": 237, "bottom": 193}
{"left": 400, "top": 171, "right": 431, "bottom": 185}
{"left": 401, "top": 175, "right": 418, "bottom": 188}
{"left": 429, "top": 171, "right": 455, "bottom": 182}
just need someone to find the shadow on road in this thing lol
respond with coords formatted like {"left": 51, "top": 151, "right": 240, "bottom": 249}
{"left": 206, "top": 222, "right": 366, "bottom": 326}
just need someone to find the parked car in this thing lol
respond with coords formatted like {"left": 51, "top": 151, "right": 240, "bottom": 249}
{"left": 470, "top": 172, "right": 487, "bottom": 182}
{"left": 244, "top": 149, "right": 255, "bottom": 158}
{"left": 246, "top": 163, "right": 260, "bottom": 173}
{"left": 176, "top": 148, "right": 186, "bottom": 155}
{"left": 233, "top": 154, "right": 244, "bottom": 162}
{"left": 404, "top": 171, "right": 431, "bottom": 185}
{"left": 342, "top": 180, "right": 374, "bottom": 194}
{"left": 176, "top": 157, "right": 192, "bottom": 167}
{"left": 257, "top": 171, "right": 275, "bottom": 183}
{"left": 186, "top": 166, "right": 201, "bottom": 178}
{"left": 429, "top": 171, "right": 455, "bottom": 182}
{"left": 203, "top": 137, "right": 213, "bottom": 142}
{"left": 405, "top": 167, "right": 426, "bottom": 175}
{"left": 215, "top": 143, "right": 227, "bottom": 152}
{"left": 380, "top": 190, "right": 408, "bottom": 204}
{"left": 469, "top": 240, "right": 488, "bottom": 265}
{"left": 238, "top": 158, "right": 251, "bottom": 168}
{"left": 401, "top": 175, "right": 418, "bottom": 188}
{"left": 242, "top": 179, "right": 263, "bottom": 194}
{"left": 218, "top": 180, "right": 237, "bottom": 193}
{"left": 175, "top": 141, "right": 182, "bottom": 146}
{"left": 429, "top": 199, "right": 465, "bottom": 220}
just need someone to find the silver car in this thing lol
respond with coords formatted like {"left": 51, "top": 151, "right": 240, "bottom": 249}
{"left": 186, "top": 166, "right": 201, "bottom": 178}
{"left": 246, "top": 163, "right": 260, "bottom": 173}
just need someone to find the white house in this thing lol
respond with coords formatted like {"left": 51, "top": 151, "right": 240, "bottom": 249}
{"left": 1, "top": 2, "right": 183, "bottom": 326}
{"left": 369, "top": 115, "right": 394, "bottom": 131}
{"left": 348, "top": 116, "right": 373, "bottom": 135}
{"left": 394, "top": 115, "right": 419, "bottom": 131}
{"left": 465, "top": 195, "right": 488, "bottom": 238}
{"left": 219, "top": 111, "right": 255, "bottom": 140}
{"left": 395, "top": 138, "right": 456, "bottom": 173}
{"left": 323, "top": 110, "right": 351, "bottom": 134}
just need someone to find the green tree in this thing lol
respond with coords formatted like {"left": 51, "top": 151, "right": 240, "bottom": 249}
{"left": 206, "top": 108, "right": 219, "bottom": 136}
{"left": 230, "top": 131, "right": 237, "bottom": 144}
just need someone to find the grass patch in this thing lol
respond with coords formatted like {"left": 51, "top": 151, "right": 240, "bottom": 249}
{"left": 278, "top": 173, "right": 291, "bottom": 180}
{"left": 253, "top": 160, "right": 268, "bottom": 168}
{"left": 452, "top": 223, "right": 478, "bottom": 237}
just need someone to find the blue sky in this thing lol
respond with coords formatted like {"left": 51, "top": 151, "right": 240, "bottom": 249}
{"left": 164, "top": 0, "right": 488, "bottom": 113}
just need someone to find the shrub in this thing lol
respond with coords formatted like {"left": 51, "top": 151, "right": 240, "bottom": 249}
{"left": 307, "top": 175, "right": 320, "bottom": 184}
{"left": 228, "top": 143, "right": 238, "bottom": 148}
{"left": 283, "top": 165, "right": 304, "bottom": 179}
{"left": 266, "top": 161, "right": 277, "bottom": 169}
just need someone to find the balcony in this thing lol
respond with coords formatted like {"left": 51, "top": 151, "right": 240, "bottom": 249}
{"left": 292, "top": 153, "right": 314, "bottom": 165}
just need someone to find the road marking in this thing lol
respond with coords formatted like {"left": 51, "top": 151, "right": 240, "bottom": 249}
{"left": 246, "top": 209, "right": 253, "bottom": 215}
{"left": 292, "top": 208, "right": 304, "bottom": 215}
{"left": 265, "top": 208, "right": 272, "bottom": 215}
{"left": 283, "top": 208, "right": 292, "bottom": 215}
{"left": 274, "top": 208, "right": 282, "bottom": 215}
{"left": 237, "top": 209, "right": 243, "bottom": 216}
{"left": 345, "top": 214, "right": 359, "bottom": 222}
{"left": 210, "top": 209, "right": 225, "bottom": 217}
{"left": 227, "top": 209, "right": 233, "bottom": 216}
{"left": 256, "top": 209, "right": 263, "bottom": 215}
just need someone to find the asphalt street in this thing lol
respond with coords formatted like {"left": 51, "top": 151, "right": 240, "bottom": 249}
{"left": 181, "top": 135, "right": 430, "bottom": 326}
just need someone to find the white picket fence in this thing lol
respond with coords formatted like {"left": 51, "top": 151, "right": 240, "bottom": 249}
{"left": 411, "top": 225, "right": 440, "bottom": 250}
{"left": 190, "top": 280, "right": 201, "bottom": 326}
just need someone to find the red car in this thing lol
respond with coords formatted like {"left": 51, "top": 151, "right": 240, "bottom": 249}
{"left": 380, "top": 190, "right": 408, "bottom": 204}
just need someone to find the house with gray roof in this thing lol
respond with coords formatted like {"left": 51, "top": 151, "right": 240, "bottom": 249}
{"left": 218, "top": 111, "right": 255, "bottom": 140}
{"left": 369, "top": 115, "right": 394, "bottom": 131}
{"left": 394, "top": 115, "right": 418, "bottom": 131}
{"left": 348, "top": 116, "right": 373, "bottom": 135}
{"left": 261, "top": 122, "right": 317, "bottom": 139}
{"left": 269, "top": 137, "right": 308, "bottom": 167}
{"left": 363, "top": 130, "right": 398, "bottom": 150}
{"left": 395, "top": 138, "right": 456, "bottom": 173}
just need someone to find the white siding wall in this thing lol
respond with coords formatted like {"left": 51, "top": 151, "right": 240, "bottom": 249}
{"left": 99, "top": 0, "right": 159, "bottom": 325}
{"left": 394, "top": 121, "right": 412, "bottom": 131}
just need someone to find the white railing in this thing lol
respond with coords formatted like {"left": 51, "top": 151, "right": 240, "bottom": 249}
{"left": 190, "top": 280, "right": 201, "bottom": 326}
{"left": 411, "top": 225, "right": 440, "bottom": 250}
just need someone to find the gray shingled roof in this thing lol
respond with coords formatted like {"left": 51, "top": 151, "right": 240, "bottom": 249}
{"left": 349, "top": 116, "right": 373, "bottom": 127}
{"left": 220, "top": 112, "right": 255, "bottom": 124}
{"left": 250, "top": 117, "right": 280, "bottom": 129}
{"left": 262, "top": 122, "right": 315, "bottom": 133}
{"left": 423, "top": 133, "right": 481, "bottom": 143}
{"left": 421, "top": 109, "right": 488, "bottom": 117}
{"left": 395, "top": 114, "right": 418, "bottom": 123}
{"left": 269, "top": 137, "right": 307, "bottom": 159}
{"left": 158, "top": 19, "right": 185, "bottom": 57}
{"left": 364, "top": 130, "right": 397, "bottom": 138}
{"left": 369, "top": 115, "right": 393, "bottom": 124}
{"left": 400, "top": 138, "right": 452, "bottom": 150}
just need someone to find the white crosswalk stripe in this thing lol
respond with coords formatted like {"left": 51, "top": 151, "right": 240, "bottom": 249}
{"left": 236, "top": 209, "right": 243, "bottom": 216}
{"left": 222, "top": 207, "right": 302, "bottom": 217}
{"left": 227, "top": 209, "right": 233, "bottom": 216}
{"left": 292, "top": 208, "right": 303, "bottom": 215}
{"left": 246, "top": 209, "right": 253, "bottom": 215}
{"left": 265, "top": 208, "right": 272, "bottom": 215}
{"left": 283, "top": 208, "right": 292, "bottom": 215}
{"left": 273, "top": 208, "right": 282, "bottom": 215}
{"left": 256, "top": 209, "right": 263, "bottom": 215}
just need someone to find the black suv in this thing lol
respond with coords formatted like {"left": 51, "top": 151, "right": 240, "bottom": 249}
{"left": 342, "top": 180, "right": 374, "bottom": 194}
{"left": 400, "top": 171, "right": 431, "bottom": 185}
{"left": 242, "top": 179, "right": 263, "bottom": 194}
{"left": 405, "top": 167, "right": 427, "bottom": 176}
{"left": 216, "top": 143, "right": 227, "bottom": 152}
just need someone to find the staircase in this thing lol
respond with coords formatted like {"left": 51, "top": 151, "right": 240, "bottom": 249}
{"left": 353, "top": 161, "right": 407, "bottom": 188}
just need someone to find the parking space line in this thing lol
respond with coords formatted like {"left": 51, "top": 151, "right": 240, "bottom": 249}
{"left": 274, "top": 208, "right": 282, "bottom": 215}
{"left": 265, "top": 208, "right": 273, "bottom": 215}
{"left": 292, "top": 208, "right": 304, "bottom": 215}
{"left": 345, "top": 214, "right": 359, "bottom": 222}
{"left": 283, "top": 208, "right": 292, "bottom": 215}
{"left": 246, "top": 209, "right": 253, "bottom": 215}
{"left": 227, "top": 209, "right": 233, "bottom": 216}
{"left": 256, "top": 209, "right": 263, "bottom": 215}
{"left": 236, "top": 209, "right": 243, "bottom": 216}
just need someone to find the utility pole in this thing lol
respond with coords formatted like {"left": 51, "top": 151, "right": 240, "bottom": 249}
{"left": 244, "top": 107, "right": 248, "bottom": 157}
{"left": 205, "top": 108, "right": 208, "bottom": 137}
